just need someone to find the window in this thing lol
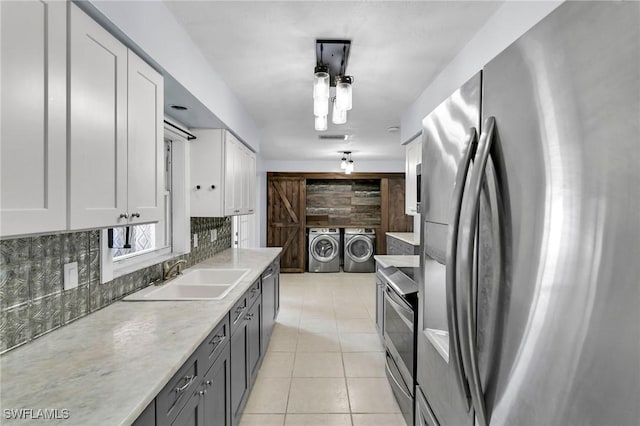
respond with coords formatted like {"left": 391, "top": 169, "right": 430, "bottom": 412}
{"left": 100, "top": 123, "right": 190, "bottom": 282}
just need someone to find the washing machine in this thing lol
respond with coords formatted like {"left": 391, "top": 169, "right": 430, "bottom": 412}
{"left": 308, "top": 228, "right": 341, "bottom": 272}
{"left": 344, "top": 228, "right": 376, "bottom": 272}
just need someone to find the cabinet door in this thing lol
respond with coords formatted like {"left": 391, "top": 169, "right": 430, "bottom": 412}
{"left": 261, "top": 267, "right": 276, "bottom": 353}
{"left": 405, "top": 138, "right": 421, "bottom": 216}
{"left": 171, "top": 390, "right": 204, "bottom": 426}
{"left": 224, "top": 135, "right": 239, "bottom": 216}
{"left": 244, "top": 148, "right": 256, "bottom": 215}
{"left": 69, "top": 3, "right": 127, "bottom": 229}
{"left": 190, "top": 129, "right": 224, "bottom": 217}
{"left": 247, "top": 298, "right": 262, "bottom": 386}
{"left": 1, "top": 0, "right": 67, "bottom": 237}
{"left": 230, "top": 320, "right": 249, "bottom": 424}
{"left": 203, "top": 344, "right": 231, "bottom": 426}
{"left": 127, "top": 51, "right": 164, "bottom": 224}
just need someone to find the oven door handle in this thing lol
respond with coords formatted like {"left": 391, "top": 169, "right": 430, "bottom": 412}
{"left": 385, "top": 287, "right": 414, "bottom": 328}
{"left": 445, "top": 127, "right": 477, "bottom": 408}
{"left": 385, "top": 352, "right": 412, "bottom": 400}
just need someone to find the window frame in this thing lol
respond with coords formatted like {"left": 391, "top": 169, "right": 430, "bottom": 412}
{"left": 100, "top": 121, "right": 191, "bottom": 283}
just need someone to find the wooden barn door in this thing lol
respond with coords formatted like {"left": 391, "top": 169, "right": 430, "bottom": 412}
{"left": 267, "top": 175, "right": 306, "bottom": 272}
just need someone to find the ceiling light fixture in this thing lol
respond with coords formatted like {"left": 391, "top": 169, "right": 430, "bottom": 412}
{"left": 314, "top": 40, "right": 352, "bottom": 130}
{"left": 341, "top": 151, "right": 354, "bottom": 174}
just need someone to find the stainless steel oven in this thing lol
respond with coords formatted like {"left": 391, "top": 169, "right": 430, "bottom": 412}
{"left": 379, "top": 266, "right": 418, "bottom": 426}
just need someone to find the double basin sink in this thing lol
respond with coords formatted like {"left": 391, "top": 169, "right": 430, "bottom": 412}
{"left": 124, "top": 268, "right": 250, "bottom": 301}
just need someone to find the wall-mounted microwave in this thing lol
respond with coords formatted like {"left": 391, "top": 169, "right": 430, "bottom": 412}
{"left": 416, "top": 163, "right": 422, "bottom": 213}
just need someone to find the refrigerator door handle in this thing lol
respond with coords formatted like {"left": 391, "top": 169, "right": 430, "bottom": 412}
{"left": 445, "top": 127, "right": 478, "bottom": 409}
{"left": 459, "top": 116, "right": 496, "bottom": 426}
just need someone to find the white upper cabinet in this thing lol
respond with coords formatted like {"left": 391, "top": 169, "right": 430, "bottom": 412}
{"left": 405, "top": 136, "right": 422, "bottom": 216}
{"left": 190, "top": 129, "right": 256, "bottom": 217}
{"left": 68, "top": 4, "right": 163, "bottom": 230}
{"left": 127, "top": 51, "right": 164, "bottom": 224}
{"left": 1, "top": 0, "right": 67, "bottom": 237}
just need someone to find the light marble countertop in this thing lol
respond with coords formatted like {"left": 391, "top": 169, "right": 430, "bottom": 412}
{"left": 385, "top": 232, "right": 420, "bottom": 246}
{"left": 0, "top": 247, "right": 282, "bottom": 426}
{"left": 375, "top": 255, "right": 420, "bottom": 269}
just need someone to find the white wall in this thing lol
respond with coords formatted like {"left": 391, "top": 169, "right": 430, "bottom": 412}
{"left": 401, "top": 1, "right": 563, "bottom": 143}
{"left": 87, "top": 0, "right": 260, "bottom": 152}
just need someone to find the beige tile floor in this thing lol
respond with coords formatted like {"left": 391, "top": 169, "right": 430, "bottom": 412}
{"left": 240, "top": 272, "right": 406, "bottom": 426}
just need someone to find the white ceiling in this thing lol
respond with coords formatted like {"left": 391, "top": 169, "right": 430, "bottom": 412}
{"left": 163, "top": 1, "right": 502, "bottom": 161}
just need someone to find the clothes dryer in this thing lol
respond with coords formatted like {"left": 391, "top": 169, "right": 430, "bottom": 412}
{"left": 344, "top": 228, "right": 376, "bottom": 272}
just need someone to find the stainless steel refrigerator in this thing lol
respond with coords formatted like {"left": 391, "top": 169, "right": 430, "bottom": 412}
{"left": 416, "top": 2, "right": 640, "bottom": 425}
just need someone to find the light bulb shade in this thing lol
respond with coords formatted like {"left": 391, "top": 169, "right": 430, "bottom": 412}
{"left": 340, "top": 159, "right": 347, "bottom": 169}
{"left": 346, "top": 160, "right": 354, "bottom": 173}
{"left": 336, "top": 80, "right": 352, "bottom": 111}
{"left": 313, "top": 71, "right": 330, "bottom": 100}
{"left": 315, "top": 115, "right": 327, "bottom": 131}
{"left": 332, "top": 101, "right": 347, "bottom": 124}
{"left": 314, "top": 97, "right": 329, "bottom": 117}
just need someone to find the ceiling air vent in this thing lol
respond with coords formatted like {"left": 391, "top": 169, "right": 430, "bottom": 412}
{"left": 318, "top": 134, "right": 349, "bottom": 140}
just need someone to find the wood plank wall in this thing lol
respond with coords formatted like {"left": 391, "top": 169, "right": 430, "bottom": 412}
{"left": 306, "top": 179, "right": 381, "bottom": 227}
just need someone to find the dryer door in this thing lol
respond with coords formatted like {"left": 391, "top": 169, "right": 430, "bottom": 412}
{"left": 346, "top": 236, "right": 374, "bottom": 263}
{"left": 310, "top": 236, "right": 339, "bottom": 263}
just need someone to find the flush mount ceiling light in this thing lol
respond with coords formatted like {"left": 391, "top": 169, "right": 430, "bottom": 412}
{"left": 340, "top": 151, "right": 354, "bottom": 174}
{"left": 314, "top": 40, "right": 352, "bottom": 131}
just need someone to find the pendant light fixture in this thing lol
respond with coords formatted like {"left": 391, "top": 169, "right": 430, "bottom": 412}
{"left": 314, "top": 40, "right": 352, "bottom": 130}
{"left": 332, "top": 98, "right": 347, "bottom": 124}
{"left": 335, "top": 76, "right": 353, "bottom": 111}
{"left": 315, "top": 115, "right": 328, "bottom": 131}
{"left": 340, "top": 151, "right": 354, "bottom": 174}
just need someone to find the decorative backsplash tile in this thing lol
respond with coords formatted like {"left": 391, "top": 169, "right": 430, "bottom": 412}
{"left": 0, "top": 217, "right": 232, "bottom": 353}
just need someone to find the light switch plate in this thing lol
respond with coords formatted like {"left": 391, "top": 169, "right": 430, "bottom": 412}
{"left": 193, "top": 233, "right": 198, "bottom": 248}
{"left": 63, "top": 262, "right": 79, "bottom": 290}
{"left": 210, "top": 229, "right": 217, "bottom": 242}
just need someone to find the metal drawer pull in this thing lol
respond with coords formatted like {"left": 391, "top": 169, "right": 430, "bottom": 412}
{"left": 119, "top": 213, "right": 128, "bottom": 219}
{"left": 206, "top": 380, "right": 212, "bottom": 386}
{"left": 233, "top": 306, "right": 246, "bottom": 323}
{"left": 131, "top": 212, "right": 140, "bottom": 218}
{"left": 245, "top": 313, "right": 254, "bottom": 320}
{"left": 209, "top": 334, "right": 225, "bottom": 346}
{"left": 175, "top": 375, "right": 195, "bottom": 393}
{"left": 198, "top": 389, "right": 207, "bottom": 396}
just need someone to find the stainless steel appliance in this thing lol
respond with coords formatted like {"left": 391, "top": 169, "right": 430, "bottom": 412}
{"left": 416, "top": 163, "right": 422, "bottom": 214}
{"left": 308, "top": 228, "right": 340, "bottom": 272}
{"left": 343, "top": 228, "right": 376, "bottom": 272}
{"left": 417, "top": 2, "right": 640, "bottom": 426}
{"left": 379, "top": 266, "right": 418, "bottom": 426}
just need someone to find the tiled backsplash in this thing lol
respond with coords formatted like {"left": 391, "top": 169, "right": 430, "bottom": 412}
{"left": 0, "top": 217, "right": 231, "bottom": 353}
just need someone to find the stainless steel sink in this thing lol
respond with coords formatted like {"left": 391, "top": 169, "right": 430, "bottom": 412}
{"left": 124, "top": 268, "right": 250, "bottom": 301}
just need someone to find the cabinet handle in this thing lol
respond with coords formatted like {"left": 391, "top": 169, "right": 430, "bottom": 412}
{"left": 131, "top": 212, "right": 140, "bottom": 218}
{"left": 234, "top": 209, "right": 240, "bottom": 213}
{"left": 175, "top": 375, "right": 195, "bottom": 394}
{"left": 119, "top": 213, "right": 129, "bottom": 219}
{"left": 209, "top": 334, "right": 225, "bottom": 346}
{"left": 233, "top": 306, "right": 246, "bottom": 324}
{"left": 211, "top": 185, "right": 216, "bottom": 190}
{"left": 244, "top": 313, "right": 254, "bottom": 320}
{"left": 199, "top": 390, "right": 207, "bottom": 396}
{"left": 196, "top": 185, "right": 201, "bottom": 190}
{"left": 206, "top": 380, "right": 212, "bottom": 386}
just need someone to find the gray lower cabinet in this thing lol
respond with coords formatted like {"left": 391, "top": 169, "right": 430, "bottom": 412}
{"left": 386, "top": 235, "right": 419, "bottom": 255}
{"left": 230, "top": 311, "right": 250, "bottom": 424}
{"left": 261, "top": 260, "right": 280, "bottom": 353}
{"left": 231, "top": 280, "right": 263, "bottom": 426}
{"left": 134, "top": 261, "right": 280, "bottom": 426}
{"left": 202, "top": 343, "right": 231, "bottom": 425}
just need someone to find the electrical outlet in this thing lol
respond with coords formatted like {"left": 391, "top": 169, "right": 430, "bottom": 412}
{"left": 211, "top": 229, "right": 217, "bottom": 242}
{"left": 63, "top": 262, "right": 79, "bottom": 290}
{"left": 193, "top": 233, "right": 198, "bottom": 248}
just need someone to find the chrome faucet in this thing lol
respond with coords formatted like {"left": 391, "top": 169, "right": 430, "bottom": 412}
{"left": 163, "top": 259, "right": 187, "bottom": 281}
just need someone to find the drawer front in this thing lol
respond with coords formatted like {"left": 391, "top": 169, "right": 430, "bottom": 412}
{"left": 246, "top": 278, "right": 261, "bottom": 307}
{"left": 230, "top": 295, "right": 248, "bottom": 334}
{"left": 156, "top": 349, "right": 202, "bottom": 426}
{"left": 201, "top": 314, "right": 230, "bottom": 369}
